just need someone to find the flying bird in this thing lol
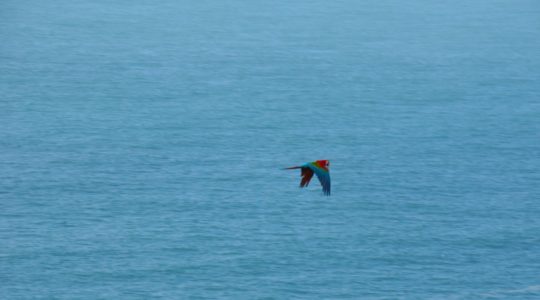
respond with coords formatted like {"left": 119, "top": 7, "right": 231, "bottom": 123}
{"left": 286, "top": 160, "right": 331, "bottom": 195}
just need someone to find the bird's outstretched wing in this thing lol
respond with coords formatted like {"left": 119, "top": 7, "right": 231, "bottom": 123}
{"left": 300, "top": 167, "right": 314, "bottom": 187}
{"left": 308, "top": 164, "right": 331, "bottom": 195}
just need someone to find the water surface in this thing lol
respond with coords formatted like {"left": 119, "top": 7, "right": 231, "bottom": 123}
{"left": 1, "top": 0, "right": 540, "bottom": 298}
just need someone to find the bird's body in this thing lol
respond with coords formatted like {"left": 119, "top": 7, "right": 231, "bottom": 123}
{"left": 286, "top": 160, "right": 331, "bottom": 195}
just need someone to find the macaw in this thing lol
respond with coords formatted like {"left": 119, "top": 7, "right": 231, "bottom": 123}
{"left": 286, "top": 160, "right": 331, "bottom": 195}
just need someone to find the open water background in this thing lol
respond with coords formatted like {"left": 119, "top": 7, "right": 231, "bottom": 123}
{"left": 1, "top": 0, "right": 540, "bottom": 299}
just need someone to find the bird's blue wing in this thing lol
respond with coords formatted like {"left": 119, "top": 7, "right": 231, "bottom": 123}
{"left": 308, "top": 164, "right": 331, "bottom": 195}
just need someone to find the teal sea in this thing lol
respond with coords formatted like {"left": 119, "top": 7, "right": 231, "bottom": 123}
{"left": 1, "top": 0, "right": 540, "bottom": 298}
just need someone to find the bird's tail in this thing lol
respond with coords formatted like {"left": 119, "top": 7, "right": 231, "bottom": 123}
{"left": 284, "top": 166, "right": 301, "bottom": 170}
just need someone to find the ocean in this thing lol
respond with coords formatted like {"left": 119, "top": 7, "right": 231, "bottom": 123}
{"left": 1, "top": 0, "right": 539, "bottom": 298}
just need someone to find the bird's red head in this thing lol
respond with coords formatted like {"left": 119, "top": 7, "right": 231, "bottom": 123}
{"left": 315, "top": 160, "right": 330, "bottom": 171}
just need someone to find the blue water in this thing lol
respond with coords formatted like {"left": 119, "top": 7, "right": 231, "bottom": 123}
{"left": 2, "top": 0, "right": 540, "bottom": 298}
